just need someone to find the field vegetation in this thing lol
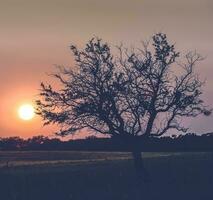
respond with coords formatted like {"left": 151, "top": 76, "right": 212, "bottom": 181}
{"left": 0, "top": 151, "right": 212, "bottom": 200}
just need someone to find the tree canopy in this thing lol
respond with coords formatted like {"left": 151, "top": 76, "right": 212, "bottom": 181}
{"left": 36, "top": 33, "right": 211, "bottom": 139}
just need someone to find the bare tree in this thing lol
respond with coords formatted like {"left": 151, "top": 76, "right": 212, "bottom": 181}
{"left": 36, "top": 33, "right": 211, "bottom": 180}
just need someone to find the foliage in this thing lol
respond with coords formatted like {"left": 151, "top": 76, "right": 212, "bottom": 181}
{"left": 1, "top": 133, "right": 213, "bottom": 151}
{"left": 36, "top": 33, "right": 211, "bottom": 139}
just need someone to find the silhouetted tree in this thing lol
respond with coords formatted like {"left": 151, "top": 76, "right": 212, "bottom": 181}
{"left": 27, "top": 135, "right": 49, "bottom": 150}
{"left": 36, "top": 33, "right": 211, "bottom": 180}
{"left": 0, "top": 137, "right": 25, "bottom": 150}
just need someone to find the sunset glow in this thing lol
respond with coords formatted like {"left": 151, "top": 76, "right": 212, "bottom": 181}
{"left": 18, "top": 104, "right": 35, "bottom": 121}
{"left": 0, "top": 0, "right": 213, "bottom": 138}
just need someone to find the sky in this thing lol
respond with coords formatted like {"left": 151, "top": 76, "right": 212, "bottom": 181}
{"left": 0, "top": 0, "right": 213, "bottom": 138}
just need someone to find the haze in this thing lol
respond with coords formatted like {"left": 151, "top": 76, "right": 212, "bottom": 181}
{"left": 0, "top": 0, "right": 213, "bottom": 138}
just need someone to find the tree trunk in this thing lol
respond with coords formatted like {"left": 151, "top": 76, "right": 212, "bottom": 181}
{"left": 132, "top": 150, "right": 149, "bottom": 182}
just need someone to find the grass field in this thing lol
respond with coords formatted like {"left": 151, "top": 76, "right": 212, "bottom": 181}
{"left": 0, "top": 151, "right": 213, "bottom": 200}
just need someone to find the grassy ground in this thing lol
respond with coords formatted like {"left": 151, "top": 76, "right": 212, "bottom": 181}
{"left": 0, "top": 151, "right": 213, "bottom": 200}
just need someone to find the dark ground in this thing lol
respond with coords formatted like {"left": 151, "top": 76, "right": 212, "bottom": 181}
{"left": 0, "top": 151, "right": 213, "bottom": 200}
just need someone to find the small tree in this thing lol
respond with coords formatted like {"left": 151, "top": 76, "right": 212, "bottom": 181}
{"left": 36, "top": 33, "right": 211, "bottom": 179}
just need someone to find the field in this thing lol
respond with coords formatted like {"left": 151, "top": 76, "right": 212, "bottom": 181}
{"left": 0, "top": 151, "right": 213, "bottom": 200}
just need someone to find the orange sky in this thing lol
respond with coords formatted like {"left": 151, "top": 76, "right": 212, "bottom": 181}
{"left": 0, "top": 0, "right": 213, "bottom": 138}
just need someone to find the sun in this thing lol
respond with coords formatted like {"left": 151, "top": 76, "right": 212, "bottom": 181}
{"left": 18, "top": 104, "right": 35, "bottom": 121}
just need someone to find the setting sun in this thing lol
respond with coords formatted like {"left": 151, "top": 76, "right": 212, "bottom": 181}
{"left": 18, "top": 104, "right": 35, "bottom": 121}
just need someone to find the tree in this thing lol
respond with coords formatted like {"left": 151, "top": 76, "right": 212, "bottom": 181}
{"left": 36, "top": 33, "right": 211, "bottom": 180}
{"left": 0, "top": 136, "right": 24, "bottom": 150}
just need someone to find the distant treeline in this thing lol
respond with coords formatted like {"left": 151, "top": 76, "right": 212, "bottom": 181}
{"left": 0, "top": 133, "right": 213, "bottom": 151}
